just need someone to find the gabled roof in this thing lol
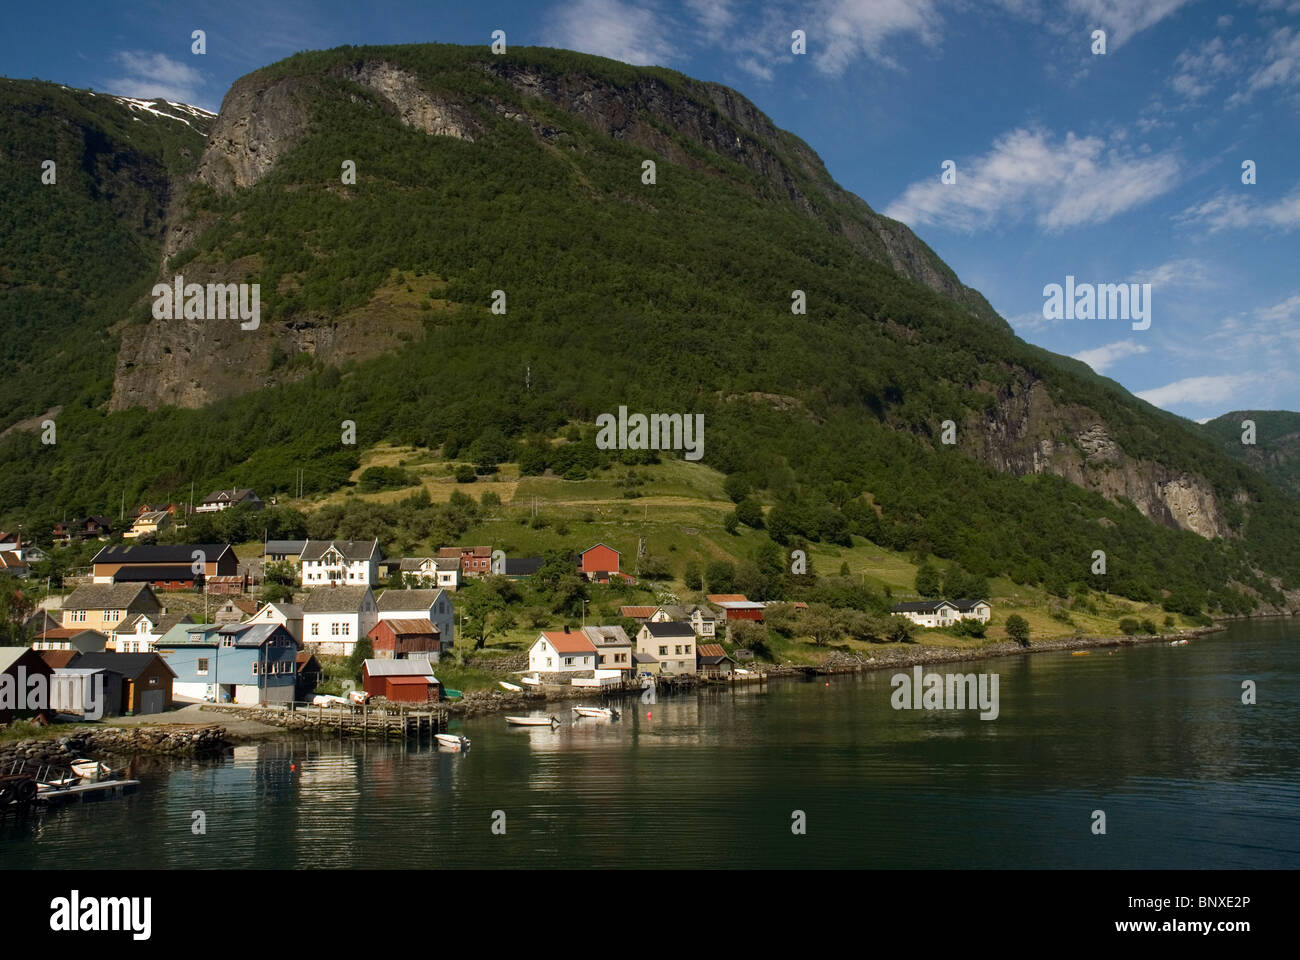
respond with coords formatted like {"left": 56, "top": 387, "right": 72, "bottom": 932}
{"left": 63, "top": 582, "right": 156, "bottom": 611}
{"left": 300, "top": 539, "right": 380, "bottom": 562}
{"left": 580, "top": 543, "right": 620, "bottom": 557}
{"left": 265, "top": 540, "right": 306, "bottom": 554}
{"left": 697, "top": 643, "right": 733, "bottom": 664}
{"left": 38, "top": 649, "right": 79, "bottom": 670}
{"left": 950, "top": 598, "right": 990, "bottom": 611}
{"left": 363, "top": 657, "right": 438, "bottom": 678}
{"left": 92, "top": 543, "right": 234, "bottom": 566}
{"left": 707, "top": 594, "right": 749, "bottom": 603}
{"left": 619, "top": 606, "right": 657, "bottom": 619}
{"left": 112, "top": 565, "right": 203, "bottom": 582}
{"left": 433, "top": 557, "right": 460, "bottom": 571}
{"left": 399, "top": 557, "right": 435, "bottom": 571}
{"left": 202, "top": 488, "right": 260, "bottom": 504}
{"left": 536, "top": 630, "right": 598, "bottom": 654}
{"left": 890, "top": 600, "right": 959, "bottom": 613}
{"left": 376, "top": 588, "right": 445, "bottom": 612}
{"left": 252, "top": 602, "right": 303, "bottom": 620}
{"left": 69, "top": 651, "right": 177, "bottom": 680}
{"left": 0, "top": 647, "right": 47, "bottom": 673}
{"left": 376, "top": 618, "right": 439, "bottom": 636}
{"left": 0, "top": 551, "right": 29, "bottom": 569}
{"left": 583, "top": 625, "right": 630, "bottom": 646}
{"left": 295, "top": 650, "right": 320, "bottom": 667}
{"left": 657, "top": 603, "right": 718, "bottom": 620}
{"left": 642, "top": 621, "right": 696, "bottom": 638}
{"left": 301, "top": 585, "right": 373, "bottom": 613}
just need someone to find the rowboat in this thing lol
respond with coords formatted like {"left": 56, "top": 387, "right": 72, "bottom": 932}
{"left": 1169, "top": 638, "right": 1189, "bottom": 646}
{"left": 1071, "top": 651, "right": 1090, "bottom": 656}
{"left": 520, "top": 675, "right": 542, "bottom": 687}
{"left": 499, "top": 681, "right": 523, "bottom": 692}
{"left": 505, "top": 715, "right": 559, "bottom": 726}
{"left": 69, "top": 759, "right": 114, "bottom": 781}
{"left": 574, "top": 702, "right": 618, "bottom": 718}
{"left": 435, "top": 733, "right": 471, "bottom": 750}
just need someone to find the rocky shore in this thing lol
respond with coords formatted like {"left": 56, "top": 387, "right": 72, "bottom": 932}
{"left": 0, "top": 726, "right": 232, "bottom": 771}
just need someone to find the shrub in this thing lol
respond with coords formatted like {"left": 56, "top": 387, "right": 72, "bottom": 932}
{"left": 1118, "top": 617, "right": 1140, "bottom": 634}
{"left": 1140, "top": 618, "right": 1158, "bottom": 634}
{"left": 455, "top": 465, "right": 476, "bottom": 483}
{"left": 1005, "top": 614, "right": 1030, "bottom": 646}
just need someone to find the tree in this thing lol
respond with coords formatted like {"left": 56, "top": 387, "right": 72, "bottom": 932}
{"left": 705, "top": 559, "right": 735, "bottom": 593}
{"left": 723, "top": 511, "right": 739, "bottom": 535}
{"left": 347, "top": 637, "right": 374, "bottom": 680}
{"left": 915, "top": 562, "right": 941, "bottom": 598}
{"left": 1006, "top": 614, "right": 1030, "bottom": 647}
{"left": 802, "top": 603, "right": 842, "bottom": 646}
{"left": 723, "top": 474, "right": 750, "bottom": 503}
{"left": 886, "top": 616, "right": 915, "bottom": 644}
{"left": 454, "top": 465, "right": 476, "bottom": 483}
{"left": 735, "top": 497, "right": 764, "bottom": 528}
{"left": 682, "top": 560, "right": 702, "bottom": 591}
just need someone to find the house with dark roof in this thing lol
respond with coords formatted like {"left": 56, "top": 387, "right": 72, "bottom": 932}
{"left": 635, "top": 621, "right": 697, "bottom": 676}
{"left": 91, "top": 543, "right": 238, "bottom": 584}
{"left": 61, "top": 583, "right": 162, "bottom": 634}
{"left": 889, "top": 599, "right": 992, "bottom": 627}
{"left": 67, "top": 652, "right": 176, "bottom": 715}
{"left": 651, "top": 602, "right": 721, "bottom": 638}
{"left": 52, "top": 516, "right": 113, "bottom": 543}
{"left": 155, "top": 622, "right": 297, "bottom": 704}
{"left": 264, "top": 540, "right": 307, "bottom": 564}
{"left": 301, "top": 584, "right": 378, "bottom": 656}
{"left": 195, "top": 488, "right": 264, "bottom": 513}
{"left": 299, "top": 539, "right": 381, "bottom": 587}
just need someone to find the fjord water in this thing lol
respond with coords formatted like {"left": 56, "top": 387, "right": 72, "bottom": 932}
{"left": 3, "top": 620, "right": 1296, "bottom": 869}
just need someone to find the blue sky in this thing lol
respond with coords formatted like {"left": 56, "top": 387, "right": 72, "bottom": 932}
{"left": 4, "top": 0, "right": 1299, "bottom": 419}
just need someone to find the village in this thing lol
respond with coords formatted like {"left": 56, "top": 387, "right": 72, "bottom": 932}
{"left": 0, "top": 487, "right": 994, "bottom": 734}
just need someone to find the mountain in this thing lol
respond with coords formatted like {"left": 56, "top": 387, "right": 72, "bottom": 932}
{"left": 1, "top": 45, "right": 1297, "bottom": 616}
{"left": 0, "top": 79, "right": 213, "bottom": 432}
{"left": 1202, "top": 411, "right": 1300, "bottom": 499}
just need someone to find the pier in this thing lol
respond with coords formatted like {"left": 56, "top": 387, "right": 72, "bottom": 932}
{"left": 199, "top": 700, "right": 447, "bottom": 740}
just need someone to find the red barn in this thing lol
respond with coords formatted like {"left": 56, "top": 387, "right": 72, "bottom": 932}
{"left": 362, "top": 658, "right": 440, "bottom": 702}
{"left": 707, "top": 594, "right": 766, "bottom": 623}
{"left": 368, "top": 618, "right": 442, "bottom": 660}
{"left": 579, "top": 543, "right": 631, "bottom": 583}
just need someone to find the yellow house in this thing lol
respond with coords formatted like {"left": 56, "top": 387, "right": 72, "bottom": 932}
{"left": 61, "top": 583, "right": 162, "bottom": 634}
{"left": 124, "top": 509, "right": 174, "bottom": 540}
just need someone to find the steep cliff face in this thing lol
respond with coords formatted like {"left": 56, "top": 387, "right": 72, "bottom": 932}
{"left": 971, "top": 378, "right": 1234, "bottom": 538}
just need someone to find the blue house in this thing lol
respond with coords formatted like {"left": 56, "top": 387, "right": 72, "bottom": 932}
{"left": 155, "top": 622, "right": 298, "bottom": 705}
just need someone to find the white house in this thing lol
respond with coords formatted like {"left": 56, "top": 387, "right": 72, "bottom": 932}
{"left": 195, "top": 488, "right": 264, "bottom": 513}
{"left": 246, "top": 602, "right": 304, "bottom": 645}
{"left": 299, "top": 539, "right": 382, "bottom": 587}
{"left": 636, "top": 621, "right": 697, "bottom": 676}
{"left": 301, "top": 585, "right": 377, "bottom": 656}
{"left": 110, "top": 611, "right": 196, "bottom": 653}
{"left": 891, "top": 599, "right": 991, "bottom": 627}
{"left": 376, "top": 588, "right": 455, "bottom": 648}
{"left": 528, "top": 628, "right": 598, "bottom": 674}
{"left": 397, "top": 557, "right": 461, "bottom": 591}
{"left": 651, "top": 603, "right": 719, "bottom": 638}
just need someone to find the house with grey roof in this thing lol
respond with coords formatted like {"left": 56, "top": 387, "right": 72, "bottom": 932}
{"left": 583, "top": 625, "right": 633, "bottom": 673}
{"left": 61, "top": 582, "right": 162, "bottom": 634}
{"left": 301, "top": 584, "right": 378, "bottom": 656}
{"left": 299, "top": 539, "right": 382, "bottom": 587}
{"left": 376, "top": 588, "right": 455, "bottom": 648}
{"left": 154, "top": 622, "right": 296, "bottom": 704}
{"left": 196, "top": 488, "right": 264, "bottom": 513}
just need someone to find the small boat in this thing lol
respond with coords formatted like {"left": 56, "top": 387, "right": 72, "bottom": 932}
{"left": 1071, "top": 651, "right": 1090, "bottom": 656}
{"left": 435, "top": 733, "right": 471, "bottom": 750}
{"left": 348, "top": 690, "right": 371, "bottom": 705}
{"left": 443, "top": 688, "right": 463, "bottom": 699}
{"left": 499, "top": 681, "right": 523, "bottom": 692}
{"left": 1170, "top": 638, "right": 1189, "bottom": 646}
{"left": 505, "top": 715, "right": 559, "bottom": 726}
{"left": 573, "top": 706, "right": 619, "bottom": 720}
{"left": 69, "top": 759, "right": 114, "bottom": 781}
{"left": 520, "top": 675, "right": 542, "bottom": 687}
{"left": 312, "top": 694, "right": 349, "bottom": 707}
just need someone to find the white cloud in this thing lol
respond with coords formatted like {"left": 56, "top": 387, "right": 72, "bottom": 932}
{"left": 541, "top": 0, "right": 680, "bottom": 66}
{"left": 1065, "top": 0, "right": 1196, "bottom": 49}
{"left": 683, "top": 0, "right": 736, "bottom": 35}
{"left": 1074, "top": 339, "right": 1150, "bottom": 372}
{"left": 1131, "top": 258, "right": 1212, "bottom": 288}
{"left": 813, "top": 0, "right": 943, "bottom": 75}
{"left": 1169, "top": 35, "right": 1240, "bottom": 99}
{"left": 103, "top": 51, "right": 207, "bottom": 107}
{"left": 1137, "top": 374, "right": 1248, "bottom": 409}
{"left": 883, "top": 127, "right": 1180, "bottom": 232}
{"left": 1177, "top": 182, "right": 1300, "bottom": 233}
{"left": 1232, "top": 26, "right": 1300, "bottom": 102}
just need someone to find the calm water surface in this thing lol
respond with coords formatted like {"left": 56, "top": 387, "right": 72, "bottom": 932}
{"left": 3, "top": 620, "right": 1297, "bottom": 868}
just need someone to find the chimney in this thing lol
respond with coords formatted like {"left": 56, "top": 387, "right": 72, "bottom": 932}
{"left": 563, "top": 625, "right": 570, "bottom": 633}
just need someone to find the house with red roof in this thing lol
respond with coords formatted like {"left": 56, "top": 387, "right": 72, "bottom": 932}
{"left": 527, "top": 627, "right": 598, "bottom": 674}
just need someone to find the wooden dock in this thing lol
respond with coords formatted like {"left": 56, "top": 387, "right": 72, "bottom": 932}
{"left": 37, "top": 779, "right": 140, "bottom": 806}
{"left": 201, "top": 701, "right": 447, "bottom": 740}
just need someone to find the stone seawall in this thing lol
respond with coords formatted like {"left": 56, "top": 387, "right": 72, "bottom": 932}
{"left": 0, "top": 726, "right": 231, "bottom": 770}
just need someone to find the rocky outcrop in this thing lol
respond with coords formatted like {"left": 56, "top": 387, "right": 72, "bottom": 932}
{"left": 973, "top": 378, "right": 1235, "bottom": 539}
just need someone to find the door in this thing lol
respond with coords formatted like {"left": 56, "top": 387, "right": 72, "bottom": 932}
{"left": 138, "top": 690, "right": 166, "bottom": 715}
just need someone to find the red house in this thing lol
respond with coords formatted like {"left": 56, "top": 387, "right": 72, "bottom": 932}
{"left": 368, "top": 618, "right": 442, "bottom": 660}
{"left": 578, "top": 543, "right": 631, "bottom": 583}
{"left": 707, "top": 594, "right": 766, "bottom": 623}
{"left": 438, "top": 546, "right": 492, "bottom": 578}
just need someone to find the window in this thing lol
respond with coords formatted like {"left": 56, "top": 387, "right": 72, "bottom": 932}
{"left": 331, "top": 623, "right": 340, "bottom": 636}
{"left": 310, "top": 622, "right": 319, "bottom": 636}
{"left": 70, "top": 610, "right": 86, "bottom": 623}
{"left": 342, "top": 623, "right": 350, "bottom": 636}
{"left": 675, "top": 645, "right": 682, "bottom": 655}
{"left": 252, "top": 663, "right": 260, "bottom": 675}
{"left": 564, "top": 657, "right": 574, "bottom": 666}
{"left": 659, "top": 646, "right": 668, "bottom": 656}
{"left": 197, "top": 658, "right": 209, "bottom": 675}
{"left": 546, "top": 657, "right": 552, "bottom": 667}
{"left": 149, "top": 676, "right": 159, "bottom": 686}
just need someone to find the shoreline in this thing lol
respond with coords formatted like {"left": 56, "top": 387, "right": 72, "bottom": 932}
{"left": 0, "top": 624, "right": 1235, "bottom": 758}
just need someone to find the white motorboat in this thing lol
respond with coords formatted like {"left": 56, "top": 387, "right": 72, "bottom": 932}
{"left": 499, "top": 681, "right": 523, "bottom": 692}
{"left": 1170, "top": 638, "right": 1189, "bottom": 646}
{"left": 505, "top": 715, "right": 560, "bottom": 726}
{"left": 572, "top": 705, "right": 620, "bottom": 720}
{"left": 520, "top": 675, "right": 542, "bottom": 686}
{"left": 312, "top": 694, "right": 349, "bottom": 707}
{"left": 69, "top": 759, "right": 113, "bottom": 781}
{"left": 435, "top": 733, "right": 471, "bottom": 750}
